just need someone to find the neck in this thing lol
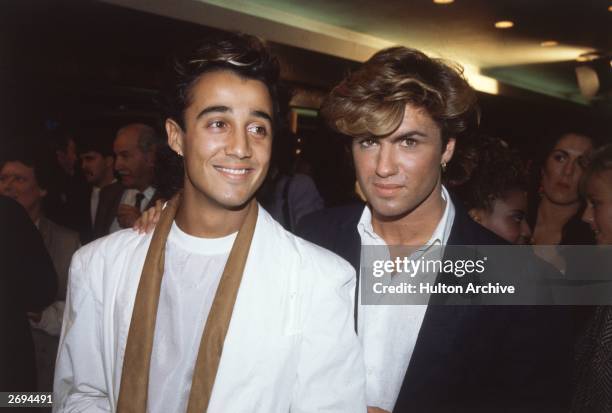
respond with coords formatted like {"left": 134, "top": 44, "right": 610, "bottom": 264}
{"left": 175, "top": 183, "right": 250, "bottom": 238}
{"left": 537, "top": 196, "right": 579, "bottom": 230}
{"left": 371, "top": 184, "right": 445, "bottom": 245}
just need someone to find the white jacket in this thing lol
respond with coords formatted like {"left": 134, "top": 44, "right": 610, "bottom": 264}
{"left": 53, "top": 207, "right": 366, "bottom": 412}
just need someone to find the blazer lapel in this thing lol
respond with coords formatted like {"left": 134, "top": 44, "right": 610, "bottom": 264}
{"left": 398, "top": 205, "right": 481, "bottom": 403}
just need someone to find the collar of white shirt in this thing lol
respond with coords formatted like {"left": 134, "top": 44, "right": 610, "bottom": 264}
{"left": 168, "top": 221, "right": 237, "bottom": 255}
{"left": 123, "top": 186, "right": 156, "bottom": 210}
{"left": 141, "top": 186, "right": 156, "bottom": 204}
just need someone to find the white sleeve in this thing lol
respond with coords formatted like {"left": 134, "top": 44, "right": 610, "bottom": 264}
{"left": 53, "top": 247, "right": 111, "bottom": 412}
{"left": 290, "top": 260, "right": 366, "bottom": 413}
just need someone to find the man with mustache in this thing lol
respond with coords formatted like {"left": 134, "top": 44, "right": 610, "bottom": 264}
{"left": 77, "top": 128, "right": 123, "bottom": 242}
{"left": 109, "top": 122, "right": 162, "bottom": 232}
{"left": 54, "top": 33, "right": 365, "bottom": 412}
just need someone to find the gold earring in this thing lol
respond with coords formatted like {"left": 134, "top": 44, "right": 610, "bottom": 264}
{"left": 441, "top": 162, "right": 447, "bottom": 172}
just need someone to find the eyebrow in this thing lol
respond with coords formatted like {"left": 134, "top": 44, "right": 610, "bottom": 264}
{"left": 196, "top": 105, "right": 273, "bottom": 123}
{"left": 392, "top": 131, "right": 428, "bottom": 140}
{"left": 252, "top": 110, "right": 273, "bottom": 123}
{"left": 196, "top": 105, "right": 230, "bottom": 119}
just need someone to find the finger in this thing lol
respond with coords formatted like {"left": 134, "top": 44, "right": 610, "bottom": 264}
{"left": 142, "top": 210, "right": 154, "bottom": 234}
{"left": 146, "top": 214, "right": 157, "bottom": 233}
{"left": 132, "top": 217, "right": 143, "bottom": 232}
{"left": 155, "top": 199, "right": 163, "bottom": 213}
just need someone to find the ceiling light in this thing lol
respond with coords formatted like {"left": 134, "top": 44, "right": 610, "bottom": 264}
{"left": 433, "top": 0, "right": 454, "bottom": 4}
{"left": 608, "top": 5, "right": 612, "bottom": 11}
{"left": 540, "top": 40, "right": 558, "bottom": 47}
{"left": 494, "top": 20, "right": 514, "bottom": 29}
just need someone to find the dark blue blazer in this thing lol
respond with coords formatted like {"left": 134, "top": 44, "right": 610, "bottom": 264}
{"left": 297, "top": 200, "right": 573, "bottom": 413}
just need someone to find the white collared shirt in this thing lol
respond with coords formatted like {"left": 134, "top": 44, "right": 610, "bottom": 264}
{"left": 91, "top": 186, "right": 101, "bottom": 224}
{"left": 109, "top": 186, "right": 156, "bottom": 233}
{"left": 357, "top": 185, "right": 455, "bottom": 411}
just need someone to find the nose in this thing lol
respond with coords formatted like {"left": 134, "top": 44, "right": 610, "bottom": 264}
{"left": 520, "top": 219, "right": 532, "bottom": 242}
{"left": 375, "top": 143, "right": 397, "bottom": 178}
{"left": 226, "top": 129, "right": 252, "bottom": 159}
{"left": 562, "top": 159, "right": 576, "bottom": 177}
{"left": 582, "top": 202, "right": 594, "bottom": 224}
{"left": 114, "top": 157, "right": 124, "bottom": 172}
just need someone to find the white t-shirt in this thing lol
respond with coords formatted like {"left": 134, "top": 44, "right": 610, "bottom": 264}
{"left": 147, "top": 221, "right": 237, "bottom": 413}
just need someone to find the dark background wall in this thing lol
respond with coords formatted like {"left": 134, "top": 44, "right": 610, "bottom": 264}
{"left": 1, "top": 0, "right": 609, "bottom": 198}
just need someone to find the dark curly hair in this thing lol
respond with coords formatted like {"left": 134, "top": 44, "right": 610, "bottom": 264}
{"left": 320, "top": 46, "right": 480, "bottom": 144}
{"left": 450, "top": 135, "right": 528, "bottom": 212}
{"left": 162, "top": 32, "right": 281, "bottom": 131}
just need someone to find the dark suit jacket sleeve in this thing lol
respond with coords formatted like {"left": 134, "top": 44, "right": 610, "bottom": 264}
{"left": 0, "top": 196, "right": 55, "bottom": 390}
{"left": 0, "top": 196, "right": 57, "bottom": 312}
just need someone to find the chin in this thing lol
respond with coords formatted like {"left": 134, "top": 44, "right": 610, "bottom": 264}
{"left": 214, "top": 193, "right": 256, "bottom": 210}
{"left": 369, "top": 199, "right": 414, "bottom": 220}
{"left": 553, "top": 196, "right": 579, "bottom": 205}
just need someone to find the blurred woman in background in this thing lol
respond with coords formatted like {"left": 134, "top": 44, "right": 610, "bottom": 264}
{"left": 448, "top": 135, "right": 531, "bottom": 245}
{"left": 527, "top": 132, "right": 595, "bottom": 272}
{"left": 529, "top": 132, "right": 594, "bottom": 244}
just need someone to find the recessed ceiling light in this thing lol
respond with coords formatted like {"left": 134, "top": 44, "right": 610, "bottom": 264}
{"left": 540, "top": 40, "right": 558, "bottom": 47}
{"left": 433, "top": 0, "right": 454, "bottom": 4}
{"left": 494, "top": 20, "right": 514, "bottom": 29}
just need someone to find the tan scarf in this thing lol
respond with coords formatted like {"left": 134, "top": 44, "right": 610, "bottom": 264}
{"left": 117, "top": 194, "right": 258, "bottom": 413}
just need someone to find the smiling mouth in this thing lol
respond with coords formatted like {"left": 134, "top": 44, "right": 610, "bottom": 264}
{"left": 214, "top": 166, "right": 254, "bottom": 177}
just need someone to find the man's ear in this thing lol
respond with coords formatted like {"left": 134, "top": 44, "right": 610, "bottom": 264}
{"left": 442, "top": 137, "right": 456, "bottom": 165}
{"left": 166, "top": 118, "right": 185, "bottom": 157}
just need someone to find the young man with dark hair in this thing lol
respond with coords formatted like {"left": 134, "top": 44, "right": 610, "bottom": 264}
{"left": 54, "top": 33, "right": 365, "bottom": 412}
{"left": 76, "top": 129, "right": 124, "bottom": 242}
{"left": 298, "top": 47, "right": 569, "bottom": 413}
